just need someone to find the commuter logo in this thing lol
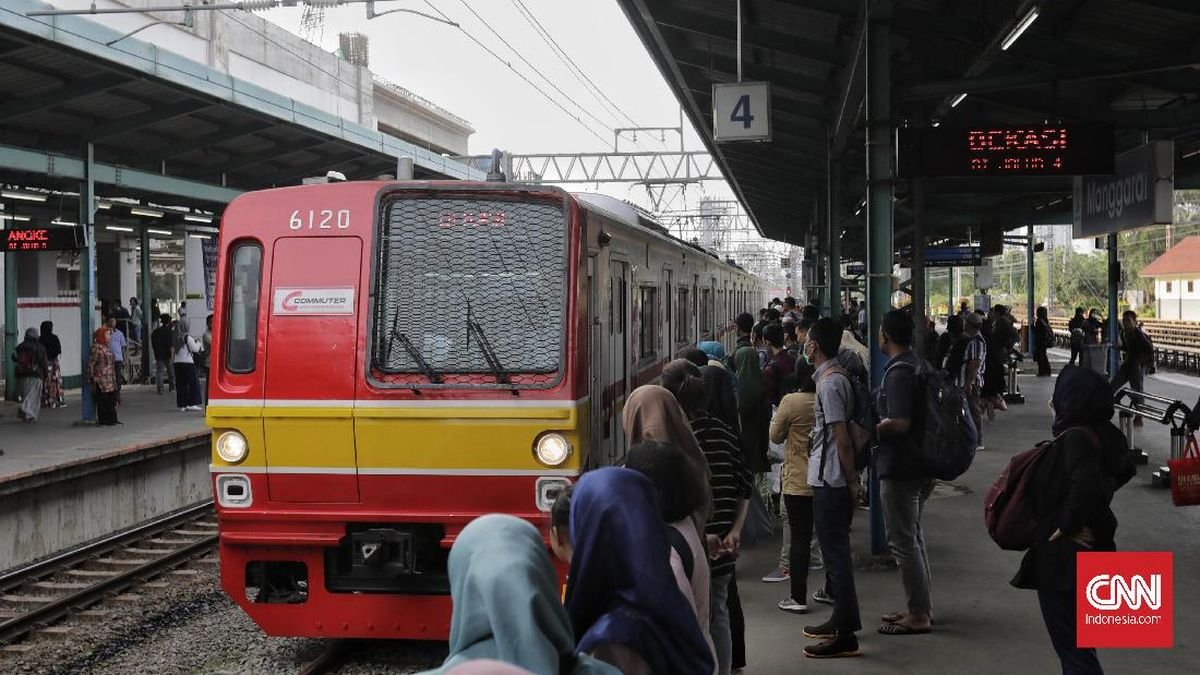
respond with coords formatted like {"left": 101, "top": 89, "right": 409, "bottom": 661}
{"left": 1077, "top": 552, "right": 1172, "bottom": 648}
{"left": 272, "top": 287, "right": 355, "bottom": 316}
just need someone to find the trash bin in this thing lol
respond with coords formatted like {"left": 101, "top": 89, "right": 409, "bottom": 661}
{"left": 1080, "top": 343, "right": 1109, "bottom": 375}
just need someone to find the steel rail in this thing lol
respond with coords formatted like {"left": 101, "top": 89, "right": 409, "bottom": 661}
{"left": 0, "top": 500, "right": 214, "bottom": 593}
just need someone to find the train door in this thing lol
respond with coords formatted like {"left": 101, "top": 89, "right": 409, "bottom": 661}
{"left": 606, "top": 260, "right": 629, "bottom": 464}
{"left": 261, "top": 236, "right": 362, "bottom": 503}
{"left": 587, "top": 255, "right": 603, "bottom": 469}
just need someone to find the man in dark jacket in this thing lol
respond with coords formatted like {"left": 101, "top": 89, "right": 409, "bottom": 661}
{"left": 1012, "top": 366, "right": 1136, "bottom": 675}
{"left": 1112, "top": 310, "right": 1154, "bottom": 423}
{"left": 150, "top": 314, "right": 175, "bottom": 394}
{"left": 1067, "top": 307, "right": 1086, "bottom": 366}
{"left": 762, "top": 323, "right": 796, "bottom": 406}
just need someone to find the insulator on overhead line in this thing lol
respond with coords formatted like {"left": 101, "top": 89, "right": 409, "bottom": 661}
{"left": 238, "top": 0, "right": 281, "bottom": 11}
{"left": 304, "top": 0, "right": 347, "bottom": 7}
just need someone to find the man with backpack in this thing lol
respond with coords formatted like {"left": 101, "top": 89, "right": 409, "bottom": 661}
{"left": 957, "top": 312, "right": 988, "bottom": 450}
{"left": 875, "top": 310, "right": 935, "bottom": 636}
{"left": 800, "top": 317, "right": 861, "bottom": 658}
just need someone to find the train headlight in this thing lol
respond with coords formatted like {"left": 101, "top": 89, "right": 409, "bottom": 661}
{"left": 216, "top": 431, "right": 249, "bottom": 464}
{"left": 534, "top": 432, "right": 572, "bottom": 467}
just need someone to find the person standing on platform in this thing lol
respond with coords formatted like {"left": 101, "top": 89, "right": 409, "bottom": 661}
{"left": 173, "top": 319, "right": 203, "bottom": 412}
{"left": 732, "top": 313, "right": 769, "bottom": 475}
{"left": 106, "top": 317, "right": 126, "bottom": 396}
{"left": 200, "top": 314, "right": 214, "bottom": 405}
{"left": 801, "top": 318, "right": 862, "bottom": 659}
{"left": 88, "top": 327, "right": 120, "bottom": 426}
{"left": 1112, "top": 310, "right": 1154, "bottom": 423}
{"left": 1067, "top": 307, "right": 1086, "bottom": 366}
{"left": 771, "top": 363, "right": 818, "bottom": 615}
{"left": 13, "top": 327, "right": 48, "bottom": 422}
{"left": 151, "top": 314, "right": 174, "bottom": 394}
{"left": 958, "top": 312, "right": 988, "bottom": 450}
{"left": 129, "top": 297, "right": 142, "bottom": 344}
{"left": 39, "top": 320, "right": 64, "bottom": 409}
{"left": 1034, "top": 307, "right": 1054, "bottom": 377}
{"left": 1012, "top": 366, "right": 1135, "bottom": 675}
{"left": 935, "top": 315, "right": 962, "bottom": 372}
{"left": 875, "top": 311, "right": 935, "bottom": 636}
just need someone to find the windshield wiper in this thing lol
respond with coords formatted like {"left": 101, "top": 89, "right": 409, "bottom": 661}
{"left": 386, "top": 328, "right": 443, "bottom": 384}
{"left": 467, "top": 319, "right": 516, "bottom": 393}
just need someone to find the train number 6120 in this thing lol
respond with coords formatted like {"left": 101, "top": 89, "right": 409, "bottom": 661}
{"left": 289, "top": 209, "right": 351, "bottom": 230}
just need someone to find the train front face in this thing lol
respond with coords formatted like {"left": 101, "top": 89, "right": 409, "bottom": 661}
{"left": 207, "top": 181, "right": 586, "bottom": 639}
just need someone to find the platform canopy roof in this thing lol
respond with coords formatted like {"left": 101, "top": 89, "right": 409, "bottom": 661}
{"left": 617, "top": 0, "right": 1200, "bottom": 252}
{"left": 0, "top": 0, "right": 479, "bottom": 209}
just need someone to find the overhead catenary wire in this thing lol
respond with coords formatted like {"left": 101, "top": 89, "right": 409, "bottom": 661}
{"left": 428, "top": 0, "right": 613, "bottom": 147}
{"left": 508, "top": 0, "right": 639, "bottom": 131}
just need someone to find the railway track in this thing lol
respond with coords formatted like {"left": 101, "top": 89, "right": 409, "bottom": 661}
{"left": 298, "top": 639, "right": 351, "bottom": 675}
{"left": 0, "top": 500, "right": 218, "bottom": 647}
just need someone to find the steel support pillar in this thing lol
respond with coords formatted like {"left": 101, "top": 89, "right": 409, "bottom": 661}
{"left": 1108, "top": 232, "right": 1120, "bottom": 378}
{"left": 911, "top": 180, "right": 926, "bottom": 357}
{"left": 79, "top": 143, "right": 96, "bottom": 422}
{"left": 140, "top": 226, "right": 152, "bottom": 381}
{"left": 827, "top": 153, "right": 841, "bottom": 319}
{"left": 3, "top": 248, "right": 15, "bottom": 401}
{"left": 865, "top": 6, "right": 892, "bottom": 556}
{"left": 1027, "top": 223, "right": 1036, "bottom": 356}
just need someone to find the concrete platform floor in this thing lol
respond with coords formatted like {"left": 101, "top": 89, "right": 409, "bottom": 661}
{"left": 0, "top": 384, "right": 208, "bottom": 480}
{"left": 738, "top": 353, "right": 1199, "bottom": 673}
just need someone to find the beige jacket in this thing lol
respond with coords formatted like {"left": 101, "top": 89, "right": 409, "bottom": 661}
{"left": 770, "top": 391, "right": 816, "bottom": 497}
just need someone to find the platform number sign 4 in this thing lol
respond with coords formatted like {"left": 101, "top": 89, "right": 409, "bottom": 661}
{"left": 713, "top": 82, "right": 771, "bottom": 142}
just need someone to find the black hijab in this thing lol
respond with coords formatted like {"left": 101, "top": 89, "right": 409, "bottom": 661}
{"left": 699, "top": 365, "right": 739, "bottom": 431}
{"left": 1051, "top": 365, "right": 1115, "bottom": 436}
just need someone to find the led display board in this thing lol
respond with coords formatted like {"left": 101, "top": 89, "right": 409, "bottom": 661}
{"left": 898, "top": 125, "right": 1115, "bottom": 178}
{"left": 4, "top": 226, "right": 84, "bottom": 252}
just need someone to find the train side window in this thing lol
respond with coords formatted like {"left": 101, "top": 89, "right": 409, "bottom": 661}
{"left": 639, "top": 287, "right": 658, "bottom": 359}
{"left": 225, "top": 243, "right": 262, "bottom": 373}
{"left": 700, "top": 288, "right": 711, "bottom": 339}
{"left": 675, "top": 288, "right": 689, "bottom": 344}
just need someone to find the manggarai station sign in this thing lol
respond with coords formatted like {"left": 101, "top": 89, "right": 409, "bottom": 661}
{"left": 1074, "top": 141, "right": 1174, "bottom": 237}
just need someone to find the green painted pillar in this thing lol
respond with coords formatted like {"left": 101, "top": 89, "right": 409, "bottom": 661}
{"left": 80, "top": 143, "right": 96, "bottom": 421}
{"left": 3, "top": 249, "right": 16, "bottom": 401}
{"left": 865, "top": 5, "right": 893, "bottom": 556}
{"left": 827, "top": 154, "right": 841, "bottom": 319}
{"left": 140, "top": 226, "right": 152, "bottom": 381}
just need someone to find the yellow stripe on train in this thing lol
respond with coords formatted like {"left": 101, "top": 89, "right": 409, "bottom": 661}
{"left": 208, "top": 401, "right": 589, "bottom": 473}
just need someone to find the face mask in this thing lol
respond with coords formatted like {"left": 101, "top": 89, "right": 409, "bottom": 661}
{"left": 800, "top": 342, "right": 813, "bottom": 364}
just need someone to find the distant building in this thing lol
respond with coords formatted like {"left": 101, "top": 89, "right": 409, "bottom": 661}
{"left": 1140, "top": 236, "right": 1200, "bottom": 320}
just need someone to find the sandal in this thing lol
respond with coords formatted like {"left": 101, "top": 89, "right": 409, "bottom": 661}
{"left": 878, "top": 622, "right": 931, "bottom": 635}
{"left": 883, "top": 611, "right": 935, "bottom": 625}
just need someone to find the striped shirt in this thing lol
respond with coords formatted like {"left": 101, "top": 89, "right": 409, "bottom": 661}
{"left": 691, "top": 413, "right": 754, "bottom": 577}
{"left": 960, "top": 333, "right": 987, "bottom": 388}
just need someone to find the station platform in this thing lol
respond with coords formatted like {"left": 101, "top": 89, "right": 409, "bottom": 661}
{"left": 0, "top": 385, "right": 207, "bottom": 481}
{"left": 739, "top": 355, "right": 1199, "bottom": 673}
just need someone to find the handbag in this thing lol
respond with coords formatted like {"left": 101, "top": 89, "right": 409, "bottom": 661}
{"left": 1169, "top": 432, "right": 1200, "bottom": 507}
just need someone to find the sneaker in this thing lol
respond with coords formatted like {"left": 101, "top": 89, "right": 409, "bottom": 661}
{"left": 976, "top": 444, "right": 986, "bottom": 452}
{"left": 186, "top": 405, "right": 203, "bottom": 411}
{"left": 762, "top": 567, "right": 790, "bottom": 583}
{"left": 803, "top": 633, "right": 860, "bottom": 658}
{"left": 812, "top": 588, "right": 834, "bottom": 605}
{"left": 802, "top": 621, "right": 836, "bottom": 639}
{"left": 809, "top": 557, "right": 824, "bottom": 570}
{"left": 778, "top": 597, "right": 808, "bottom": 613}
{"left": 179, "top": 407, "right": 188, "bottom": 412}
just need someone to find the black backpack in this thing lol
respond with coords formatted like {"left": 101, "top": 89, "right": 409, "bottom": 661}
{"left": 886, "top": 360, "right": 978, "bottom": 480}
{"left": 666, "top": 527, "right": 694, "bottom": 581}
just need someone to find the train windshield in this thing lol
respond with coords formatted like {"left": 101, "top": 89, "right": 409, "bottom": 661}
{"left": 371, "top": 195, "right": 569, "bottom": 384}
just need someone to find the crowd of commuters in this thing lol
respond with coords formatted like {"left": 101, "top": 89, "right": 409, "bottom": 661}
{"left": 8, "top": 296, "right": 212, "bottom": 423}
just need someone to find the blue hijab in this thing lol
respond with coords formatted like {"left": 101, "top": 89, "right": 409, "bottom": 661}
{"left": 425, "top": 514, "right": 618, "bottom": 675}
{"left": 697, "top": 340, "right": 725, "bottom": 362}
{"left": 566, "top": 468, "right": 714, "bottom": 675}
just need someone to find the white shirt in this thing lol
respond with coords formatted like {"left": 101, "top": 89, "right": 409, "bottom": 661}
{"left": 175, "top": 335, "right": 199, "bottom": 364}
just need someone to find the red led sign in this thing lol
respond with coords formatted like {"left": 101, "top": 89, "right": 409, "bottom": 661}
{"left": 438, "top": 211, "right": 507, "bottom": 227}
{"left": 898, "top": 125, "right": 1114, "bottom": 178}
{"left": 4, "top": 226, "right": 84, "bottom": 252}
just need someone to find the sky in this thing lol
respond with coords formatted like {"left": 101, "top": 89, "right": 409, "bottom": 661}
{"left": 253, "top": 0, "right": 788, "bottom": 266}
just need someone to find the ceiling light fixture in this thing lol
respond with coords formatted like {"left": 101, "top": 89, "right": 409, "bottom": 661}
{"left": 950, "top": 93, "right": 968, "bottom": 108}
{"left": 0, "top": 214, "right": 31, "bottom": 222}
{"left": 184, "top": 213, "right": 213, "bottom": 223}
{"left": 106, "top": 225, "right": 135, "bottom": 233}
{"left": 51, "top": 218, "right": 76, "bottom": 226}
{"left": 189, "top": 233, "right": 211, "bottom": 240}
{"left": 130, "top": 207, "right": 164, "bottom": 218}
{"left": 2, "top": 190, "right": 47, "bottom": 202}
{"left": 147, "top": 228, "right": 173, "bottom": 236}
{"left": 97, "top": 201, "right": 112, "bottom": 210}
{"left": 1001, "top": 7, "right": 1040, "bottom": 51}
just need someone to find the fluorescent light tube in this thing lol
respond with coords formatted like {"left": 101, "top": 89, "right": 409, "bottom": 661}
{"left": 106, "top": 225, "right": 135, "bottom": 232}
{"left": 130, "top": 208, "right": 164, "bottom": 218}
{"left": 189, "top": 233, "right": 211, "bottom": 240}
{"left": 2, "top": 190, "right": 46, "bottom": 202}
{"left": 950, "top": 93, "right": 968, "bottom": 108}
{"left": 147, "top": 228, "right": 173, "bottom": 236}
{"left": 51, "top": 219, "right": 76, "bottom": 226}
{"left": 184, "top": 214, "right": 213, "bottom": 223}
{"left": 1001, "top": 8, "right": 1040, "bottom": 51}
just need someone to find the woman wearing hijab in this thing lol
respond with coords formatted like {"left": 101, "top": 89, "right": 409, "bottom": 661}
{"left": 39, "top": 320, "right": 64, "bottom": 409}
{"left": 421, "top": 514, "right": 617, "bottom": 675}
{"left": 13, "top": 327, "right": 48, "bottom": 422}
{"left": 622, "top": 385, "right": 712, "bottom": 526}
{"left": 566, "top": 467, "right": 715, "bottom": 675}
{"left": 733, "top": 345, "right": 770, "bottom": 473}
{"left": 88, "top": 327, "right": 120, "bottom": 426}
{"left": 1011, "top": 366, "right": 1136, "bottom": 675}
{"left": 173, "top": 318, "right": 203, "bottom": 412}
{"left": 697, "top": 341, "right": 727, "bottom": 369}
